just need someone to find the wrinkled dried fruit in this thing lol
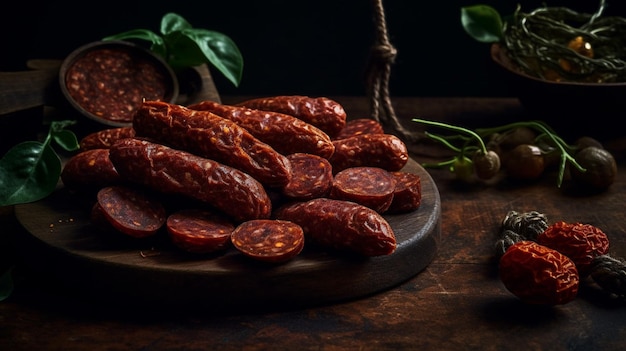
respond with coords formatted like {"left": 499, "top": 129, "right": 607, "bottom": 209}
{"left": 537, "top": 221, "right": 610, "bottom": 275}
{"left": 499, "top": 241, "right": 579, "bottom": 305}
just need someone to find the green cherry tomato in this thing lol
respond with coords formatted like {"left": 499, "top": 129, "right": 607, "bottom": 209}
{"left": 451, "top": 156, "right": 474, "bottom": 182}
{"left": 504, "top": 144, "right": 545, "bottom": 180}
{"left": 571, "top": 146, "right": 617, "bottom": 190}
{"left": 473, "top": 150, "right": 501, "bottom": 180}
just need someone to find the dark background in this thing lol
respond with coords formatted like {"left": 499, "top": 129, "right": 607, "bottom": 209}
{"left": 2, "top": 0, "right": 624, "bottom": 97}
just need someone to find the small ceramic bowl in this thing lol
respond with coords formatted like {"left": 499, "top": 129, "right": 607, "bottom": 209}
{"left": 490, "top": 43, "right": 626, "bottom": 140}
{"left": 59, "top": 40, "right": 179, "bottom": 127}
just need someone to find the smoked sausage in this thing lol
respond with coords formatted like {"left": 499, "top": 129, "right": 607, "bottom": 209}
{"left": 61, "top": 148, "right": 122, "bottom": 189}
{"left": 329, "top": 133, "right": 409, "bottom": 173}
{"left": 234, "top": 95, "right": 347, "bottom": 138}
{"left": 133, "top": 101, "right": 292, "bottom": 188}
{"left": 274, "top": 198, "right": 396, "bottom": 256}
{"left": 333, "top": 118, "right": 384, "bottom": 140}
{"left": 109, "top": 138, "right": 272, "bottom": 222}
{"left": 231, "top": 219, "right": 305, "bottom": 263}
{"left": 79, "top": 127, "right": 135, "bottom": 151}
{"left": 188, "top": 100, "right": 335, "bottom": 159}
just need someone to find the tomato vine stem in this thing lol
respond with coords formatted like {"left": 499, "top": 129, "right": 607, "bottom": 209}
{"left": 412, "top": 118, "right": 587, "bottom": 187}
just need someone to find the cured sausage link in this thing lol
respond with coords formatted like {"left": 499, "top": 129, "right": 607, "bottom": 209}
{"left": 109, "top": 138, "right": 272, "bottom": 222}
{"left": 329, "top": 134, "right": 409, "bottom": 173}
{"left": 274, "top": 198, "right": 396, "bottom": 256}
{"left": 61, "top": 148, "right": 122, "bottom": 189}
{"left": 188, "top": 100, "right": 335, "bottom": 159}
{"left": 79, "top": 127, "right": 135, "bottom": 151}
{"left": 234, "top": 95, "right": 347, "bottom": 138}
{"left": 133, "top": 101, "right": 292, "bottom": 188}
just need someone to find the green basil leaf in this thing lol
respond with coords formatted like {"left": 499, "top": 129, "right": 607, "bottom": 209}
{"left": 0, "top": 141, "right": 61, "bottom": 206}
{"left": 174, "top": 28, "right": 244, "bottom": 87}
{"left": 103, "top": 29, "right": 167, "bottom": 58}
{"left": 461, "top": 5, "right": 503, "bottom": 43}
{"left": 162, "top": 31, "right": 207, "bottom": 67}
{"left": 50, "top": 120, "right": 79, "bottom": 152}
{"left": 52, "top": 130, "right": 79, "bottom": 152}
{"left": 160, "top": 12, "right": 192, "bottom": 35}
{"left": 0, "top": 267, "right": 14, "bottom": 302}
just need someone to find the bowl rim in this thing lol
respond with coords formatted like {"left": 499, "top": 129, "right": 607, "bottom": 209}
{"left": 59, "top": 40, "right": 180, "bottom": 127}
{"left": 490, "top": 43, "right": 626, "bottom": 88}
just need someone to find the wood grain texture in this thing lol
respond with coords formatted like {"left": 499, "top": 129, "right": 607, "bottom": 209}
{"left": 13, "top": 158, "right": 440, "bottom": 310}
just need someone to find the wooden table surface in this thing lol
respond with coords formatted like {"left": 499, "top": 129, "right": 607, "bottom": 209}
{"left": 1, "top": 96, "right": 625, "bottom": 351}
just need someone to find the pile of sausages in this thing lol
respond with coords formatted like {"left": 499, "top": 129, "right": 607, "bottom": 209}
{"left": 61, "top": 96, "right": 422, "bottom": 263}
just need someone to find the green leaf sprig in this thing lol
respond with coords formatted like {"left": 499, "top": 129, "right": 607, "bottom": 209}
{"left": 412, "top": 118, "right": 586, "bottom": 187}
{"left": 0, "top": 266, "right": 14, "bottom": 302}
{"left": 104, "top": 12, "right": 244, "bottom": 87}
{"left": 413, "top": 119, "right": 492, "bottom": 180}
{"left": 0, "top": 120, "right": 79, "bottom": 206}
{"left": 460, "top": 4, "right": 504, "bottom": 43}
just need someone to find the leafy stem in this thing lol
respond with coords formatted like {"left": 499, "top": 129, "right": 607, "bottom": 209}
{"left": 412, "top": 118, "right": 488, "bottom": 154}
{"left": 0, "top": 120, "right": 79, "bottom": 206}
{"left": 476, "top": 120, "right": 586, "bottom": 187}
{"left": 412, "top": 118, "right": 586, "bottom": 187}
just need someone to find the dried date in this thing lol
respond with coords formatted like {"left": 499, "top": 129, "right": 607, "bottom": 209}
{"left": 499, "top": 241, "right": 579, "bottom": 305}
{"left": 537, "top": 221, "right": 610, "bottom": 276}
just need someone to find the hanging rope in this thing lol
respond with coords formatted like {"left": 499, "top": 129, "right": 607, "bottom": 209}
{"left": 367, "top": 0, "right": 421, "bottom": 143}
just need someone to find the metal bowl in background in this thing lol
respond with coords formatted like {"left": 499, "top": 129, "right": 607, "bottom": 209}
{"left": 490, "top": 43, "right": 626, "bottom": 141}
{"left": 59, "top": 40, "right": 179, "bottom": 128}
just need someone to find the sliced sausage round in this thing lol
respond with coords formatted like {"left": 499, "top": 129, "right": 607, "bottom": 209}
{"left": 166, "top": 209, "right": 235, "bottom": 253}
{"left": 231, "top": 219, "right": 305, "bottom": 263}
{"left": 387, "top": 171, "right": 422, "bottom": 213}
{"left": 330, "top": 167, "right": 397, "bottom": 213}
{"left": 281, "top": 153, "right": 333, "bottom": 201}
{"left": 96, "top": 185, "right": 166, "bottom": 238}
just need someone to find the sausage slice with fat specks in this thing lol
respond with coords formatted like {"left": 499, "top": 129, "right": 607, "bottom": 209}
{"left": 96, "top": 185, "right": 166, "bottom": 238}
{"left": 231, "top": 219, "right": 305, "bottom": 263}
{"left": 387, "top": 171, "right": 422, "bottom": 214}
{"left": 167, "top": 209, "right": 235, "bottom": 253}
{"left": 281, "top": 153, "right": 333, "bottom": 201}
{"left": 329, "top": 167, "right": 397, "bottom": 213}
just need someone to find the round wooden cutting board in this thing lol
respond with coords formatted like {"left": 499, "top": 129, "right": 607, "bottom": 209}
{"left": 14, "top": 158, "right": 440, "bottom": 311}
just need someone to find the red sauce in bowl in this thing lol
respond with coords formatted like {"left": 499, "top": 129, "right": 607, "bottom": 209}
{"left": 61, "top": 41, "right": 178, "bottom": 126}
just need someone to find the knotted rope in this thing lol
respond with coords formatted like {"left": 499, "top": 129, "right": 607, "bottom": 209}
{"left": 367, "top": 0, "right": 420, "bottom": 143}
